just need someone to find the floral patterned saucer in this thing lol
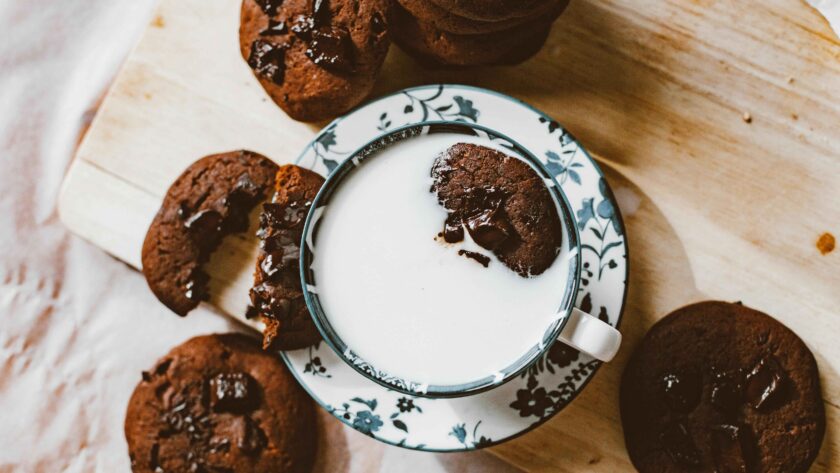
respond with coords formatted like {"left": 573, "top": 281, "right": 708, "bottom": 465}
{"left": 283, "top": 84, "right": 628, "bottom": 451}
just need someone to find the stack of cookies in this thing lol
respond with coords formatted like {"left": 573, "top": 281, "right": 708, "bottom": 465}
{"left": 392, "top": 0, "right": 570, "bottom": 67}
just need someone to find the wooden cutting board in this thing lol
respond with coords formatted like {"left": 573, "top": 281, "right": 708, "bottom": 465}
{"left": 59, "top": 0, "right": 840, "bottom": 471}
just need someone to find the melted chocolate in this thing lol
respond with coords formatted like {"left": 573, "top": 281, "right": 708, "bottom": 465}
{"left": 458, "top": 249, "right": 491, "bottom": 267}
{"left": 248, "top": 40, "right": 287, "bottom": 85}
{"left": 184, "top": 209, "right": 224, "bottom": 235}
{"left": 209, "top": 372, "right": 258, "bottom": 413}
{"left": 711, "top": 424, "right": 751, "bottom": 473}
{"left": 260, "top": 201, "right": 310, "bottom": 231}
{"left": 251, "top": 282, "right": 293, "bottom": 318}
{"left": 466, "top": 206, "right": 513, "bottom": 251}
{"left": 250, "top": 198, "right": 311, "bottom": 323}
{"left": 660, "top": 421, "right": 701, "bottom": 467}
{"left": 434, "top": 185, "right": 516, "bottom": 267}
{"left": 254, "top": 0, "right": 283, "bottom": 15}
{"left": 305, "top": 26, "right": 354, "bottom": 72}
{"left": 745, "top": 357, "right": 786, "bottom": 410}
{"left": 710, "top": 367, "right": 745, "bottom": 416}
{"left": 660, "top": 371, "right": 702, "bottom": 414}
{"left": 442, "top": 214, "right": 464, "bottom": 243}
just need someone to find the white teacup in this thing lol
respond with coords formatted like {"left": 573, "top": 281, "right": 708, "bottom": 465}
{"left": 300, "top": 122, "right": 621, "bottom": 398}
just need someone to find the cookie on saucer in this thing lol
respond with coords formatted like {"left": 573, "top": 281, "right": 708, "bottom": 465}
{"left": 239, "top": 0, "right": 391, "bottom": 122}
{"left": 124, "top": 333, "right": 316, "bottom": 473}
{"left": 250, "top": 165, "right": 325, "bottom": 350}
{"left": 142, "top": 151, "right": 278, "bottom": 316}
{"left": 620, "top": 301, "right": 825, "bottom": 473}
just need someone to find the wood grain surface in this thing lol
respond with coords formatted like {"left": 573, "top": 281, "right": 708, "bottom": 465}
{"left": 58, "top": 0, "right": 839, "bottom": 471}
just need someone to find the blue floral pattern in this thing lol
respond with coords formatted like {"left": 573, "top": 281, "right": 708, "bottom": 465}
{"left": 282, "top": 85, "right": 628, "bottom": 452}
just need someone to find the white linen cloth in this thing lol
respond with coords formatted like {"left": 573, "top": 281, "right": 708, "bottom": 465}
{"left": 0, "top": 0, "right": 521, "bottom": 471}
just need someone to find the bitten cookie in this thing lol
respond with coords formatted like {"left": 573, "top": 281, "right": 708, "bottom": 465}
{"left": 620, "top": 301, "right": 825, "bottom": 473}
{"left": 250, "top": 165, "right": 325, "bottom": 350}
{"left": 142, "top": 151, "right": 278, "bottom": 316}
{"left": 428, "top": 0, "right": 557, "bottom": 22}
{"left": 125, "top": 333, "right": 316, "bottom": 473}
{"left": 398, "top": 0, "right": 568, "bottom": 35}
{"left": 431, "top": 143, "right": 563, "bottom": 276}
{"left": 391, "top": 5, "right": 551, "bottom": 67}
{"left": 239, "top": 0, "right": 391, "bottom": 122}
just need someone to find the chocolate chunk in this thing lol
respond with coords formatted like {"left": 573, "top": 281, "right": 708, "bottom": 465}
{"left": 305, "top": 27, "right": 354, "bottom": 72}
{"left": 260, "top": 19, "right": 288, "bottom": 36}
{"left": 290, "top": 15, "right": 315, "bottom": 40}
{"left": 465, "top": 206, "right": 513, "bottom": 251}
{"left": 458, "top": 249, "right": 490, "bottom": 267}
{"left": 660, "top": 371, "right": 702, "bottom": 414}
{"left": 370, "top": 12, "right": 386, "bottom": 34}
{"left": 209, "top": 372, "right": 258, "bottom": 413}
{"left": 238, "top": 416, "right": 267, "bottom": 454}
{"left": 248, "top": 40, "right": 287, "bottom": 85}
{"left": 253, "top": 0, "right": 283, "bottom": 16}
{"left": 659, "top": 421, "right": 701, "bottom": 467}
{"left": 185, "top": 270, "right": 210, "bottom": 302}
{"left": 232, "top": 173, "right": 260, "bottom": 199}
{"left": 149, "top": 442, "right": 160, "bottom": 471}
{"left": 442, "top": 215, "right": 464, "bottom": 243}
{"left": 711, "top": 424, "right": 751, "bottom": 473}
{"left": 259, "top": 241, "right": 299, "bottom": 278}
{"left": 710, "top": 368, "right": 744, "bottom": 416}
{"left": 184, "top": 209, "right": 224, "bottom": 235}
{"left": 312, "top": 0, "right": 331, "bottom": 25}
{"left": 745, "top": 357, "right": 786, "bottom": 410}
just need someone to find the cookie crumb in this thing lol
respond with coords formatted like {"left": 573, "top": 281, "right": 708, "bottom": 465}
{"left": 816, "top": 232, "right": 835, "bottom": 255}
{"left": 791, "top": 113, "right": 798, "bottom": 120}
{"left": 152, "top": 15, "right": 165, "bottom": 28}
{"left": 742, "top": 112, "right": 752, "bottom": 124}
{"left": 787, "top": 76, "right": 795, "bottom": 84}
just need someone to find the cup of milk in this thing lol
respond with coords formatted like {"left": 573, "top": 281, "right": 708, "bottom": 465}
{"left": 300, "top": 122, "right": 621, "bottom": 398}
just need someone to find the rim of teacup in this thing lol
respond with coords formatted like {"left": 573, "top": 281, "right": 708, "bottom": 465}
{"left": 299, "top": 120, "right": 583, "bottom": 398}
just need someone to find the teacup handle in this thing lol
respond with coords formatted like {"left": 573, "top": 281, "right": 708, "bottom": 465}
{"left": 557, "top": 308, "right": 622, "bottom": 362}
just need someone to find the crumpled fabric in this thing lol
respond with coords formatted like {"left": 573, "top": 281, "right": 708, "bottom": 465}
{"left": 0, "top": 1, "right": 519, "bottom": 472}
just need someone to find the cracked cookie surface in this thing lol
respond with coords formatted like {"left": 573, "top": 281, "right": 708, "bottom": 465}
{"left": 125, "top": 333, "right": 316, "bottom": 473}
{"left": 620, "top": 301, "right": 825, "bottom": 473}
{"left": 142, "top": 151, "right": 278, "bottom": 316}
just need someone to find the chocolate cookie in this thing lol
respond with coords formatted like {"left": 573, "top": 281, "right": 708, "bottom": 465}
{"left": 431, "top": 143, "right": 563, "bottom": 276}
{"left": 428, "top": 0, "right": 556, "bottom": 22}
{"left": 125, "top": 333, "right": 316, "bottom": 473}
{"left": 250, "top": 165, "right": 325, "bottom": 350}
{"left": 142, "top": 151, "right": 278, "bottom": 316}
{"left": 239, "top": 0, "right": 391, "bottom": 122}
{"left": 620, "top": 301, "right": 825, "bottom": 473}
{"left": 398, "top": 0, "right": 568, "bottom": 35}
{"left": 391, "top": 5, "right": 551, "bottom": 67}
